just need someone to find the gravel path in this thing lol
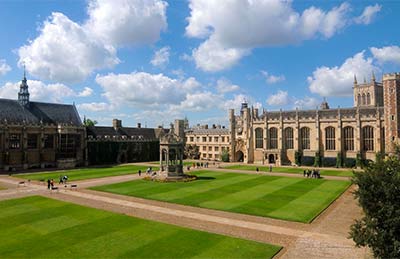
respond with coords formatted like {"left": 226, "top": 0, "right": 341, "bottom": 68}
{"left": 0, "top": 172, "right": 369, "bottom": 258}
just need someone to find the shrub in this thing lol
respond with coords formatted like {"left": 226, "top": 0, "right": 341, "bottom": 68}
{"left": 301, "top": 156, "right": 314, "bottom": 166}
{"left": 221, "top": 149, "right": 230, "bottom": 162}
{"left": 343, "top": 158, "right": 356, "bottom": 168}
{"left": 336, "top": 152, "right": 343, "bottom": 168}
{"left": 313, "top": 151, "right": 322, "bottom": 167}
{"left": 356, "top": 153, "right": 363, "bottom": 168}
{"left": 322, "top": 157, "right": 337, "bottom": 167}
{"left": 295, "top": 151, "right": 302, "bottom": 166}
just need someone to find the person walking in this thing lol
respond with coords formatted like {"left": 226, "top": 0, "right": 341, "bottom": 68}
{"left": 47, "top": 179, "right": 51, "bottom": 189}
{"left": 138, "top": 170, "right": 141, "bottom": 176}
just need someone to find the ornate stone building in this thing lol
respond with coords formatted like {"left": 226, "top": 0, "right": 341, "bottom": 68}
{"left": 0, "top": 73, "right": 85, "bottom": 170}
{"left": 229, "top": 73, "right": 400, "bottom": 165}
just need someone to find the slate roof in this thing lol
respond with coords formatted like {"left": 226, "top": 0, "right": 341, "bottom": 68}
{"left": 0, "top": 98, "right": 82, "bottom": 126}
{"left": 87, "top": 126, "right": 168, "bottom": 141}
{"left": 185, "top": 128, "right": 230, "bottom": 135}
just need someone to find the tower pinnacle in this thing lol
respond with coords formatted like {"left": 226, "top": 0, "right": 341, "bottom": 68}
{"left": 18, "top": 66, "right": 30, "bottom": 106}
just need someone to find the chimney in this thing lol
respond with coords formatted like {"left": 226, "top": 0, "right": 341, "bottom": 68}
{"left": 204, "top": 125, "right": 208, "bottom": 129}
{"left": 212, "top": 124, "right": 216, "bottom": 129}
{"left": 137, "top": 123, "right": 141, "bottom": 128}
{"left": 113, "top": 119, "right": 122, "bottom": 130}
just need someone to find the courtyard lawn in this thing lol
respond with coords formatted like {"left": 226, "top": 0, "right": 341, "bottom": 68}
{"left": 15, "top": 165, "right": 158, "bottom": 182}
{"left": 0, "top": 196, "right": 281, "bottom": 259}
{"left": 92, "top": 171, "right": 351, "bottom": 223}
{"left": 223, "top": 165, "right": 354, "bottom": 177}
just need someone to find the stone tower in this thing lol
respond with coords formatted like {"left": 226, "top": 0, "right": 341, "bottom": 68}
{"left": 18, "top": 67, "right": 30, "bottom": 106}
{"left": 383, "top": 73, "right": 400, "bottom": 153}
{"left": 353, "top": 72, "right": 383, "bottom": 107}
{"left": 229, "top": 109, "right": 236, "bottom": 162}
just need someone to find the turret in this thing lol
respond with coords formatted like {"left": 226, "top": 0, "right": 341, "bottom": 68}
{"left": 18, "top": 65, "right": 30, "bottom": 106}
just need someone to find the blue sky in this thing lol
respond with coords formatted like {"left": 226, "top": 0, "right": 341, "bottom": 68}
{"left": 0, "top": 0, "right": 399, "bottom": 127}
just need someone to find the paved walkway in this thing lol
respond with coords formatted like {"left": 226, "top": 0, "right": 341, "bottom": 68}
{"left": 0, "top": 173, "right": 370, "bottom": 258}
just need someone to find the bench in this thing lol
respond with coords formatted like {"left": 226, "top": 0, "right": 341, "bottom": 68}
{"left": 18, "top": 181, "right": 25, "bottom": 187}
{"left": 51, "top": 187, "right": 59, "bottom": 192}
{"left": 70, "top": 184, "right": 78, "bottom": 190}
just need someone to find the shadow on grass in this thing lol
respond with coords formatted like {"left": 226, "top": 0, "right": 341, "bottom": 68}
{"left": 196, "top": 176, "right": 216, "bottom": 180}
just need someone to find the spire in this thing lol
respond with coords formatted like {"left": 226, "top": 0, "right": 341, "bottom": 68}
{"left": 18, "top": 64, "right": 30, "bottom": 106}
{"left": 372, "top": 71, "right": 376, "bottom": 82}
{"left": 354, "top": 74, "right": 357, "bottom": 84}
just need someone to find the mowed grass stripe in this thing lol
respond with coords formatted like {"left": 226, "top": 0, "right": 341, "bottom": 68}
{"left": 230, "top": 179, "right": 327, "bottom": 221}
{"left": 268, "top": 180, "right": 351, "bottom": 222}
{"left": 15, "top": 165, "right": 158, "bottom": 181}
{"left": 0, "top": 196, "right": 281, "bottom": 259}
{"left": 199, "top": 177, "right": 304, "bottom": 210}
{"left": 148, "top": 173, "right": 265, "bottom": 201}
{"left": 223, "top": 165, "right": 354, "bottom": 177}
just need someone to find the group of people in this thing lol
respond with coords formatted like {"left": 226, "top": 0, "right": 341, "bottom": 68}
{"left": 303, "top": 169, "right": 321, "bottom": 178}
{"left": 46, "top": 175, "right": 68, "bottom": 190}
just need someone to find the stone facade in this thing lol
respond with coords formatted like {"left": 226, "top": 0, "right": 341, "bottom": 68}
{"left": 185, "top": 125, "right": 230, "bottom": 161}
{"left": 228, "top": 73, "right": 399, "bottom": 165}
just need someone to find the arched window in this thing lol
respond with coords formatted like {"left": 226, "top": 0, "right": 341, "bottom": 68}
{"left": 362, "top": 94, "right": 366, "bottom": 105}
{"left": 255, "top": 128, "right": 263, "bottom": 148}
{"left": 367, "top": 93, "right": 371, "bottom": 105}
{"left": 343, "top": 126, "right": 354, "bottom": 151}
{"left": 325, "top": 126, "right": 335, "bottom": 150}
{"left": 300, "top": 127, "right": 310, "bottom": 150}
{"left": 268, "top": 127, "right": 278, "bottom": 149}
{"left": 284, "top": 127, "right": 293, "bottom": 149}
{"left": 357, "top": 94, "right": 361, "bottom": 106}
{"left": 362, "top": 126, "right": 374, "bottom": 151}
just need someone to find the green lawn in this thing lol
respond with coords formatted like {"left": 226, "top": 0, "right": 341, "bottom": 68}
{"left": 149, "top": 161, "right": 194, "bottom": 166}
{"left": 15, "top": 165, "right": 159, "bottom": 182}
{"left": 92, "top": 171, "right": 351, "bottom": 223}
{"left": 223, "top": 165, "right": 354, "bottom": 177}
{"left": 0, "top": 196, "right": 281, "bottom": 259}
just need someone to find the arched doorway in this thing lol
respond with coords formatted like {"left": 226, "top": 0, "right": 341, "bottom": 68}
{"left": 235, "top": 151, "right": 244, "bottom": 162}
{"left": 268, "top": 154, "right": 275, "bottom": 164}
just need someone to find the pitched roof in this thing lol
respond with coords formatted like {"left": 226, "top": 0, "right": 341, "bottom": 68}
{"left": 0, "top": 98, "right": 82, "bottom": 126}
{"left": 86, "top": 126, "right": 168, "bottom": 140}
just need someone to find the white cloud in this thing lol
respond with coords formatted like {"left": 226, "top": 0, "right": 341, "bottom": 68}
{"left": 0, "top": 80, "right": 75, "bottom": 103}
{"left": 266, "top": 90, "right": 289, "bottom": 106}
{"left": 18, "top": 0, "right": 167, "bottom": 83}
{"left": 78, "top": 87, "right": 94, "bottom": 97}
{"left": 150, "top": 46, "right": 170, "bottom": 67}
{"left": 0, "top": 59, "right": 11, "bottom": 76}
{"left": 354, "top": 4, "right": 381, "bottom": 25}
{"left": 293, "top": 96, "right": 319, "bottom": 109}
{"left": 96, "top": 72, "right": 200, "bottom": 108}
{"left": 216, "top": 78, "right": 240, "bottom": 93}
{"left": 18, "top": 12, "right": 119, "bottom": 83}
{"left": 261, "top": 70, "right": 285, "bottom": 84}
{"left": 85, "top": 0, "right": 167, "bottom": 47}
{"left": 170, "top": 91, "right": 223, "bottom": 112}
{"left": 221, "top": 94, "right": 261, "bottom": 111}
{"left": 192, "top": 37, "right": 250, "bottom": 72}
{"left": 186, "top": 0, "right": 357, "bottom": 72}
{"left": 371, "top": 46, "right": 400, "bottom": 65}
{"left": 308, "top": 51, "right": 378, "bottom": 97}
{"left": 77, "top": 102, "right": 111, "bottom": 112}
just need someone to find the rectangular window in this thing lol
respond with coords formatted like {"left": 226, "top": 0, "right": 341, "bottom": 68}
{"left": 208, "top": 146, "right": 212, "bottom": 151}
{"left": 203, "top": 153, "right": 206, "bottom": 158}
{"left": 209, "top": 137, "right": 212, "bottom": 142}
{"left": 202, "top": 146, "right": 206, "bottom": 151}
{"left": 325, "top": 127, "right": 336, "bottom": 150}
{"left": 202, "top": 137, "right": 207, "bottom": 142}
{"left": 27, "top": 134, "right": 38, "bottom": 149}
{"left": 9, "top": 134, "right": 21, "bottom": 149}
{"left": 196, "top": 137, "right": 200, "bottom": 142}
{"left": 190, "top": 137, "right": 194, "bottom": 142}
{"left": 208, "top": 154, "right": 212, "bottom": 158}
{"left": 214, "top": 137, "right": 218, "bottom": 142}
{"left": 215, "top": 146, "right": 219, "bottom": 152}
{"left": 222, "top": 137, "right": 225, "bottom": 142}
{"left": 44, "top": 134, "right": 54, "bottom": 149}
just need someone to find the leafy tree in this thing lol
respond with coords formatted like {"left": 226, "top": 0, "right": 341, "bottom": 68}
{"left": 83, "top": 117, "right": 98, "bottom": 127}
{"left": 350, "top": 155, "right": 400, "bottom": 258}
{"left": 184, "top": 144, "right": 200, "bottom": 159}
{"left": 221, "top": 149, "right": 230, "bottom": 162}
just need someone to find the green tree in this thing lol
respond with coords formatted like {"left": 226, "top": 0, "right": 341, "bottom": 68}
{"left": 83, "top": 117, "right": 98, "bottom": 127}
{"left": 184, "top": 144, "right": 200, "bottom": 159}
{"left": 350, "top": 155, "right": 400, "bottom": 258}
{"left": 221, "top": 149, "right": 230, "bottom": 162}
